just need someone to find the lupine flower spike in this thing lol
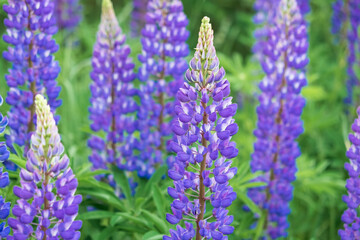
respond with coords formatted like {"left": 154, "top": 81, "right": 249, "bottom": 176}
{"left": 131, "top": 0, "right": 149, "bottom": 37}
{"left": 137, "top": 0, "right": 189, "bottom": 178}
{"left": 331, "top": 0, "right": 360, "bottom": 105}
{"left": 339, "top": 107, "right": 360, "bottom": 240}
{"left": 0, "top": 95, "right": 11, "bottom": 238}
{"left": 88, "top": 0, "right": 138, "bottom": 196}
{"left": 248, "top": 0, "right": 308, "bottom": 238}
{"left": 8, "top": 95, "right": 82, "bottom": 239}
{"left": 54, "top": 0, "right": 82, "bottom": 32}
{"left": 3, "top": 0, "right": 62, "bottom": 152}
{"left": 164, "top": 17, "right": 238, "bottom": 240}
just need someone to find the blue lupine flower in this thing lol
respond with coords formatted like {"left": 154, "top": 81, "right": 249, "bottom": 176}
{"left": 3, "top": 0, "right": 62, "bottom": 152}
{"left": 164, "top": 17, "right": 238, "bottom": 240}
{"left": 248, "top": 0, "right": 309, "bottom": 238}
{"left": 8, "top": 95, "right": 82, "bottom": 239}
{"left": 137, "top": 0, "right": 189, "bottom": 178}
{"left": 54, "top": 0, "right": 82, "bottom": 31}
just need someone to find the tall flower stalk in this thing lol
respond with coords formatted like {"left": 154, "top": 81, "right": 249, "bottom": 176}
{"left": 54, "top": 0, "right": 82, "bottom": 32}
{"left": 3, "top": 0, "right": 62, "bottom": 151}
{"left": 88, "top": 0, "right": 137, "bottom": 195}
{"left": 339, "top": 107, "right": 360, "bottom": 239}
{"left": 0, "top": 95, "right": 10, "bottom": 238}
{"left": 331, "top": 0, "right": 360, "bottom": 105}
{"left": 8, "top": 95, "right": 82, "bottom": 239}
{"left": 131, "top": 0, "right": 149, "bottom": 37}
{"left": 164, "top": 17, "right": 238, "bottom": 240}
{"left": 248, "top": 0, "right": 308, "bottom": 238}
{"left": 137, "top": 0, "right": 189, "bottom": 178}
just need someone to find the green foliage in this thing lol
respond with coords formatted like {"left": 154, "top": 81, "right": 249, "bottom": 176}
{"left": 0, "top": 0, "right": 353, "bottom": 239}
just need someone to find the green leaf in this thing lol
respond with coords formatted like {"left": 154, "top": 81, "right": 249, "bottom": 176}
{"left": 97, "top": 226, "right": 116, "bottom": 240}
{"left": 8, "top": 153, "right": 26, "bottom": 169}
{"left": 142, "top": 231, "right": 163, "bottom": 240}
{"left": 78, "top": 211, "right": 114, "bottom": 220}
{"left": 138, "top": 165, "right": 167, "bottom": 198}
{"left": 78, "top": 188, "right": 126, "bottom": 211}
{"left": 110, "top": 212, "right": 150, "bottom": 228}
{"left": 152, "top": 184, "right": 166, "bottom": 219}
{"left": 111, "top": 165, "right": 132, "bottom": 203}
{"left": 238, "top": 181, "right": 267, "bottom": 189}
{"left": 237, "top": 191, "right": 261, "bottom": 215}
{"left": 141, "top": 209, "right": 168, "bottom": 234}
{"left": 77, "top": 169, "right": 111, "bottom": 180}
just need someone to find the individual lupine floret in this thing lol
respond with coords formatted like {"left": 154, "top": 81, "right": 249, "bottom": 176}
{"left": 131, "top": 0, "right": 149, "bottom": 37}
{"left": 3, "top": 0, "right": 62, "bottom": 151}
{"left": 8, "top": 95, "right": 82, "bottom": 239}
{"left": 248, "top": 0, "right": 308, "bottom": 239}
{"left": 0, "top": 95, "right": 10, "bottom": 238}
{"left": 164, "top": 17, "right": 238, "bottom": 240}
{"left": 54, "top": 0, "right": 82, "bottom": 31}
{"left": 88, "top": 0, "right": 138, "bottom": 192}
{"left": 339, "top": 107, "right": 360, "bottom": 240}
{"left": 137, "top": 0, "right": 190, "bottom": 178}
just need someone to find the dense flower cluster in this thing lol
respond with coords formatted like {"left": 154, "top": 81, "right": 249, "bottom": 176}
{"left": 54, "top": 0, "right": 82, "bottom": 31}
{"left": 0, "top": 95, "right": 10, "bottom": 238}
{"left": 88, "top": 0, "right": 138, "bottom": 194}
{"left": 253, "top": 0, "right": 309, "bottom": 60}
{"left": 331, "top": 0, "right": 360, "bottom": 105}
{"left": 339, "top": 107, "right": 360, "bottom": 239}
{"left": 164, "top": 17, "right": 238, "bottom": 240}
{"left": 137, "top": 0, "right": 189, "bottom": 178}
{"left": 131, "top": 0, "right": 149, "bottom": 37}
{"left": 248, "top": 0, "right": 308, "bottom": 238}
{"left": 3, "top": 0, "right": 62, "bottom": 151}
{"left": 332, "top": 0, "right": 348, "bottom": 35}
{"left": 8, "top": 95, "right": 82, "bottom": 239}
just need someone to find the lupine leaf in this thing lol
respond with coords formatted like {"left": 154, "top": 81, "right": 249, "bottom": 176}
{"left": 111, "top": 165, "right": 132, "bottom": 203}
{"left": 78, "top": 211, "right": 114, "bottom": 220}
{"left": 8, "top": 153, "right": 26, "bottom": 169}
{"left": 152, "top": 184, "right": 166, "bottom": 219}
{"left": 141, "top": 209, "right": 168, "bottom": 234}
{"left": 237, "top": 191, "right": 261, "bottom": 215}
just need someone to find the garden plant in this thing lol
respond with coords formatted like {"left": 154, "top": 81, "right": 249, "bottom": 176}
{"left": 0, "top": 0, "right": 358, "bottom": 239}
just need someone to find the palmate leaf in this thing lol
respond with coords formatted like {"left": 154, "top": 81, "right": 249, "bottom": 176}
{"left": 8, "top": 153, "right": 26, "bottom": 169}
{"left": 111, "top": 165, "right": 132, "bottom": 203}
{"left": 78, "top": 210, "right": 114, "bottom": 220}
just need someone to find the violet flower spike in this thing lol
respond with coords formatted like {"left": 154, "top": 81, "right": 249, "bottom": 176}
{"left": 137, "top": 0, "right": 190, "bottom": 178}
{"left": 164, "top": 17, "right": 238, "bottom": 240}
{"left": 131, "top": 0, "right": 149, "bottom": 37}
{"left": 248, "top": 0, "right": 308, "bottom": 239}
{"left": 54, "top": 0, "right": 82, "bottom": 31}
{"left": 0, "top": 95, "right": 11, "bottom": 238}
{"left": 339, "top": 107, "right": 360, "bottom": 240}
{"left": 8, "top": 95, "right": 82, "bottom": 240}
{"left": 3, "top": 0, "right": 62, "bottom": 152}
{"left": 88, "top": 0, "right": 138, "bottom": 196}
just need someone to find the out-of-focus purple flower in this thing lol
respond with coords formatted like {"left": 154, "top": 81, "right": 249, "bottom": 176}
{"left": 88, "top": 0, "right": 138, "bottom": 195}
{"left": 164, "top": 17, "right": 238, "bottom": 240}
{"left": 332, "top": 0, "right": 348, "bottom": 35}
{"left": 248, "top": 0, "right": 308, "bottom": 238}
{"left": 8, "top": 95, "right": 82, "bottom": 239}
{"left": 137, "top": 0, "right": 189, "bottom": 178}
{"left": 54, "top": 0, "right": 82, "bottom": 31}
{"left": 3, "top": 0, "right": 62, "bottom": 152}
{"left": 334, "top": 0, "right": 360, "bottom": 105}
{"left": 339, "top": 107, "right": 360, "bottom": 240}
{"left": 0, "top": 95, "right": 10, "bottom": 238}
{"left": 131, "top": 0, "right": 149, "bottom": 37}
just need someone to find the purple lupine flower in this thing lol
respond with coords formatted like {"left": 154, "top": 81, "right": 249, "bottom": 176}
{"left": 332, "top": 0, "right": 348, "bottom": 35}
{"left": 8, "top": 95, "right": 82, "bottom": 239}
{"left": 339, "top": 107, "right": 360, "bottom": 240}
{"left": 131, "top": 0, "right": 149, "bottom": 37}
{"left": 248, "top": 0, "right": 308, "bottom": 238}
{"left": 332, "top": 0, "right": 360, "bottom": 105}
{"left": 0, "top": 95, "right": 10, "bottom": 238}
{"left": 88, "top": 0, "right": 138, "bottom": 195}
{"left": 164, "top": 17, "right": 238, "bottom": 240}
{"left": 54, "top": 0, "right": 82, "bottom": 31}
{"left": 3, "top": 0, "right": 62, "bottom": 152}
{"left": 253, "top": 0, "right": 309, "bottom": 59}
{"left": 137, "top": 0, "right": 189, "bottom": 178}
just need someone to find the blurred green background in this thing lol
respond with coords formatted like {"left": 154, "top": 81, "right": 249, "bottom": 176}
{"left": 0, "top": 0, "right": 352, "bottom": 239}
